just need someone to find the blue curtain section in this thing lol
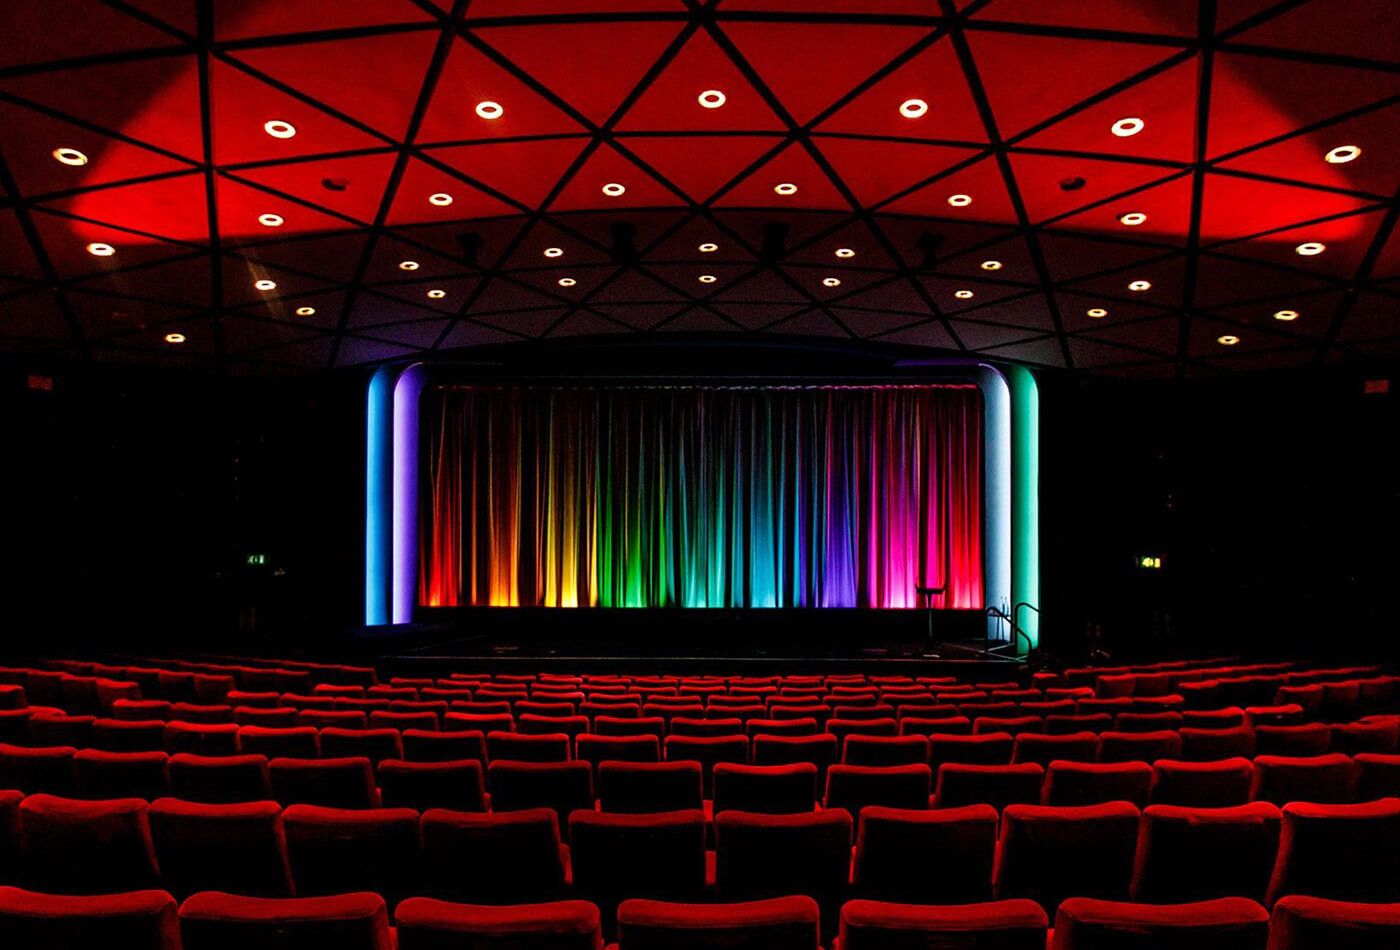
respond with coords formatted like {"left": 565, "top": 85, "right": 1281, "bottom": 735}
{"left": 420, "top": 384, "right": 985, "bottom": 610}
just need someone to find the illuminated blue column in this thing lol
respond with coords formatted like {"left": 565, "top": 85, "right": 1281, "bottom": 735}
{"left": 1007, "top": 365, "right": 1040, "bottom": 650}
{"left": 974, "top": 365, "right": 1012, "bottom": 642}
{"left": 392, "top": 364, "right": 428, "bottom": 624}
{"left": 365, "top": 366, "right": 395, "bottom": 626}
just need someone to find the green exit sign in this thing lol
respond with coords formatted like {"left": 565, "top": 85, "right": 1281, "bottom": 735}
{"left": 1138, "top": 555, "right": 1163, "bottom": 570}
{"left": 246, "top": 553, "right": 267, "bottom": 566}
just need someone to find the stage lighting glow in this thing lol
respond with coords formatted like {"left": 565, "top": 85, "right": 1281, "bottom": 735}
{"left": 52, "top": 147, "right": 88, "bottom": 166}
{"left": 822, "top": 277, "right": 842, "bottom": 287}
{"left": 544, "top": 247, "right": 564, "bottom": 258}
{"left": 899, "top": 98, "right": 929, "bottom": 119}
{"left": 698, "top": 243, "right": 719, "bottom": 253}
{"left": 1295, "top": 242, "right": 1326, "bottom": 256}
{"left": 1111, "top": 116, "right": 1144, "bottom": 137}
{"left": 1087, "top": 308, "right": 1108, "bottom": 318}
{"left": 475, "top": 100, "right": 503, "bottom": 119}
{"left": 954, "top": 289, "right": 974, "bottom": 299}
{"left": 981, "top": 260, "right": 1002, "bottom": 271}
{"left": 1274, "top": 309, "right": 1299, "bottom": 321}
{"left": 1324, "top": 145, "right": 1360, "bottom": 164}
{"left": 255, "top": 279, "right": 277, "bottom": 291}
{"left": 698, "top": 274, "right": 717, "bottom": 283}
{"left": 774, "top": 182, "right": 798, "bottom": 195}
{"left": 85, "top": 242, "right": 115, "bottom": 257}
{"left": 1128, "top": 279, "right": 1151, "bottom": 292}
{"left": 263, "top": 119, "right": 296, "bottom": 139}
{"left": 835, "top": 248, "right": 855, "bottom": 259}
{"left": 399, "top": 260, "right": 419, "bottom": 271}
{"left": 558, "top": 277, "right": 576, "bottom": 287}
{"left": 1119, "top": 212, "right": 1147, "bottom": 226}
{"left": 601, "top": 182, "right": 626, "bottom": 197}
{"left": 163, "top": 332, "right": 185, "bottom": 344}
{"left": 698, "top": 89, "right": 726, "bottom": 109}
{"left": 258, "top": 213, "right": 284, "bottom": 227}
{"left": 947, "top": 193, "right": 972, "bottom": 207}
{"left": 429, "top": 193, "right": 453, "bottom": 206}
{"left": 295, "top": 306, "right": 315, "bottom": 316}
{"left": 1217, "top": 334, "right": 1240, "bottom": 345}
{"left": 427, "top": 289, "right": 446, "bottom": 298}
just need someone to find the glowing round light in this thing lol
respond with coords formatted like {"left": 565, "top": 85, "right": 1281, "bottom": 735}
{"left": 254, "top": 279, "right": 277, "bottom": 291}
{"left": 947, "top": 193, "right": 972, "bottom": 207}
{"left": 698, "top": 242, "right": 719, "bottom": 253}
{"left": 774, "top": 182, "right": 798, "bottom": 196}
{"left": 1111, "top": 116, "right": 1145, "bottom": 137}
{"left": 1295, "top": 242, "right": 1326, "bottom": 256}
{"left": 427, "top": 289, "right": 446, "bottom": 299}
{"left": 1119, "top": 211, "right": 1148, "bottom": 226}
{"left": 295, "top": 306, "right": 316, "bottom": 316}
{"left": 557, "top": 277, "right": 576, "bottom": 287}
{"left": 698, "top": 89, "right": 726, "bottom": 109}
{"left": 263, "top": 119, "right": 296, "bottom": 139}
{"left": 980, "top": 260, "right": 1002, "bottom": 271}
{"left": 85, "top": 242, "right": 115, "bottom": 257}
{"left": 1324, "top": 145, "right": 1360, "bottom": 164}
{"left": 953, "top": 289, "right": 974, "bottom": 299}
{"left": 258, "top": 213, "right": 284, "bottom": 228}
{"left": 1273, "top": 309, "right": 1299, "bottom": 322}
{"left": 1128, "top": 279, "right": 1152, "bottom": 292}
{"left": 899, "top": 98, "right": 929, "bottom": 119}
{"left": 822, "top": 277, "right": 842, "bottom": 288}
{"left": 543, "top": 247, "right": 564, "bottom": 258}
{"left": 163, "top": 332, "right": 185, "bottom": 345}
{"left": 1087, "top": 307, "right": 1108, "bottom": 318}
{"left": 428, "top": 193, "right": 453, "bottom": 206}
{"left": 52, "top": 147, "right": 88, "bottom": 166}
{"left": 601, "top": 182, "right": 626, "bottom": 197}
{"left": 1217, "top": 334, "right": 1240, "bottom": 346}
{"left": 399, "top": 260, "right": 420, "bottom": 271}
{"left": 698, "top": 274, "right": 717, "bottom": 284}
{"left": 475, "top": 100, "right": 504, "bottom": 120}
{"left": 834, "top": 248, "right": 856, "bottom": 259}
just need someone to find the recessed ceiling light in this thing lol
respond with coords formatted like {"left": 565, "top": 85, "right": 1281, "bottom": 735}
{"left": 254, "top": 279, "right": 277, "bottom": 291}
{"left": 1128, "top": 279, "right": 1152, "bottom": 292}
{"left": 698, "top": 274, "right": 717, "bottom": 284}
{"left": 557, "top": 277, "right": 576, "bottom": 287}
{"left": 822, "top": 277, "right": 842, "bottom": 287}
{"left": 85, "top": 242, "right": 115, "bottom": 257}
{"left": 698, "top": 89, "right": 726, "bottom": 109}
{"left": 980, "top": 260, "right": 1002, "bottom": 271}
{"left": 899, "top": 98, "right": 929, "bottom": 119}
{"left": 1273, "top": 309, "right": 1299, "bottom": 322}
{"left": 475, "top": 100, "right": 504, "bottom": 120}
{"left": 427, "top": 289, "right": 446, "bottom": 298}
{"left": 1324, "top": 145, "right": 1360, "bottom": 164}
{"left": 774, "top": 182, "right": 798, "bottom": 196}
{"left": 428, "top": 193, "right": 453, "bottom": 206}
{"left": 399, "top": 260, "right": 420, "bottom": 271}
{"left": 835, "top": 248, "right": 856, "bottom": 259}
{"left": 602, "top": 182, "right": 626, "bottom": 197}
{"left": 543, "top": 247, "right": 564, "bottom": 258}
{"left": 263, "top": 119, "right": 296, "bottom": 139}
{"left": 1111, "top": 116, "right": 1145, "bottom": 137}
{"left": 52, "top": 147, "right": 88, "bottom": 166}
{"left": 1295, "top": 242, "right": 1326, "bottom": 256}
{"left": 698, "top": 242, "right": 719, "bottom": 253}
{"left": 1119, "top": 211, "right": 1148, "bottom": 226}
{"left": 954, "top": 289, "right": 974, "bottom": 299}
{"left": 1087, "top": 307, "right": 1108, "bottom": 318}
{"left": 258, "top": 213, "right": 284, "bottom": 227}
{"left": 1217, "top": 334, "right": 1240, "bottom": 346}
{"left": 295, "top": 306, "right": 316, "bottom": 316}
{"left": 163, "top": 332, "right": 186, "bottom": 345}
{"left": 947, "top": 194, "right": 972, "bottom": 207}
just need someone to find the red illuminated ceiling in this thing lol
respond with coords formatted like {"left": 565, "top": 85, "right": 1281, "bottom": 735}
{"left": 0, "top": 0, "right": 1396, "bottom": 377}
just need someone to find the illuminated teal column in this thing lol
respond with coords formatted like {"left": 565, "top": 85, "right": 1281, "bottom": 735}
{"left": 1007, "top": 365, "right": 1040, "bottom": 651}
{"left": 974, "top": 365, "right": 1012, "bottom": 642}
{"left": 365, "top": 366, "right": 395, "bottom": 626}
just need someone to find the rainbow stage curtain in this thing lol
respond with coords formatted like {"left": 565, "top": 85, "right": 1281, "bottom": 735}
{"left": 419, "top": 384, "right": 983, "bottom": 609}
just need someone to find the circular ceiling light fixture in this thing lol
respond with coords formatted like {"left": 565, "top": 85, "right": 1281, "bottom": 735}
{"left": 427, "top": 289, "right": 446, "bottom": 299}
{"left": 1119, "top": 211, "right": 1148, "bottom": 226}
{"left": 163, "top": 332, "right": 186, "bottom": 345}
{"left": 475, "top": 100, "right": 504, "bottom": 120}
{"left": 947, "top": 193, "right": 972, "bottom": 207}
{"left": 85, "top": 242, "right": 115, "bottom": 257}
{"left": 52, "top": 147, "right": 88, "bottom": 166}
{"left": 557, "top": 277, "right": 576, "bottom": 287}
{"left": 953, "top": 289, "right": 975, "bottom": 299}
{"left": 258, "top": 213, "right": 284, "bottom": 227}
{"left": 1111, "top": 116, "right": 1145, "bottom": 137}
{"left": 1324, "top": 145, "right": 1361, "bottom": 164}
{"left": 1217, "top": 334, "right": 1240, "bottom": 346}
{"left": 1087, "top": 307, "right": 1108, "bottom": 318}
{"left": 1273, "top": 309, "right": 1299, "bottom": 322}
{"left": 698, "top": 274, "right": 717, "bottom": 283}
{"left": 295, "top": 306, "right": 316, "bottom": 316}
{"left": 1128, "top": 279, "right": 1152, "bottom": 292}
{"left": 1295, "top": 242, "right": 1326, "bottom": 256}
{"left": 428, "top": 193, "right": 453, "bottom": 206}
{"left": 601, "top": 182, "right": 626, "bottom": 197}
{"left": 698, "top": 242, "right": 719, "bottom": 253}
{"left": 899, "top": 98, "right": 929, "bottom": 119}
{"left": 980, "top": 260, "right": 1002, "bottom": 271}
{"left": 774, "top": 182, "right": 798, "bottom": 196}
{"left": 543, "top": 247, "right": 564, "bottom": 258}
{"left": 822, "top": 277, "right": 842, "bottom": 287}
{"left": 263, "top": 119, "right": 296, "bottom": 139}
{"left": 834, "top": 248, "right": 856, "bottom": 259}
{"left": 399, "top": 260, "right": 420, "bottom": 271}
{"left": 254, "top": 279, "right": 277, "bottom": 291}
{"left": 698, "top": 89, "right": 726, "bottom": 109}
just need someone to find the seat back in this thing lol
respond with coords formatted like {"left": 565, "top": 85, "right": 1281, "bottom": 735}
{"left": 17, "top": 794, "right": 159, "bottom": 894}
{"left": 0, "top": 886, "right": 179, "bottom": 950}
{"left": 1051, "top": 897, "right": 1269, "bottom": 950}
{"left": 148, "top": 798, "right": 294, "bottom": 898}
{"left": 166, "top": 753, "right": 272, "bottom": 804}
{"left": 1042, "top": 761, "right": 1153, "bottom": 808}
{"left": 825, "top": 764, "right": 932, "bottom": 813}
{"left": 1150, "top": 758, "right": 1255, "bottom": 807}
{"left": 851, "top": 804, "right": 998, "bottom": 904}
{"left": 269, "top": 756, "right": 378, "bottom": 808}
{"left": 420, "top": 807, "right": 567, "bottom": 904}
{"left": 995, "top": 802, "right": 1141, "bottom": 912}
{"left": 840, "top": 898, "right": 1048, "bottom": 950}
{"left": 1266, "top": 798, "right": 1400, "bottom": 905}
{"left": 569, "top": 809, "right": 707, "bottom": 936}
{"left": 1266, "top": 895, "right": 1400, "bottom": 950}
{"left": 935, "top": 762, "right": 1045, "bottom": 810}
{"left": 487, "top": 761, "right": 593, "bottom": 836}
{"left": 377, "top": 759, "right": 487, "bottom": 812}
{"left": 615, "top": 896, "right": 819, "bottom": 950}
{"left": 394, "top": 897, "right": 603, "bottom": 950}
{"left": 712, "top": 763, "right": 818, "bottom": 815}
{"left": 1131, "top": 802, "right": 1282, "bottom": 903}
{"left": 597, "top": 761, "right": 703, "bottom": 814}
{"left": 283, "top": 804, "right": 423, "bottom": 905}
{"left": 177, "top": 892, "right": 393, "bottom": 950}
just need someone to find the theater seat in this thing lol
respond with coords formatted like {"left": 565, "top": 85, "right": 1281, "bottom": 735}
{"left": 1355, "top": 752, "right": 1400, "bottom": 799}
{"left": 569, "top": 809, "right": 707, "bottom": 936}
{"left": 318, "top": 727, "right": 403, "bottom": 763}
{"left": 663, "top": 735, "right": 748, "bottom": 797}
{"left": 162, "top": 722, "right": 239, "bottom": 757}
{"left": 850, "top": 804, "right": 998, "bottom": 904}
{"left": 598, "top": 761, "right": 703, "bottom": 814}
{"left": 1179, "top": 725, "right": 1258, "bottom": 761}
{"left": 712, "top": 762, "right": 818, "bottom": 814}
{"left": 841, "top": 735, "right": 928, "bottom": 767}
{"left": 615, "top": 896, "right": 819, "bottom": 950}
{"left": 1013, "top": 731, "right": 1100, "bottom": 767}
{"left": 489, "top": 731, "right": 571, "bottom": 764}
{"left": 928, "top": 733, "right": 1014, "bottom": 770}
{"left": 17, "top": 794, "right": 160, "bottom": 894}
{"left": 934, "top": 762, "right": 1045, "bottom": 810}
{"left": 236, "top": 725, "right": 320, "bottom": 759}
{"left": 1131, "top": 802, "right": 1282, "bottom": 903}
{"left": 1151, "top": 758, "right": 1255, "bottom": 807}
{"left": 283, "top": 804, "right": 422, "bottom": 905}
{"left": 575, "top": 735, "right": 660, "bottom": 775}
{"left": 148, "top": 798, "right": 294, "bottom": 898}
{"left": 1042, "top": 761, "right": 1153, "bottom": 807}
{"left": 0, "top": 744, "right": 76, "bottom": 796}
{"left": 395, "top": 898, "right": 604, "bottom": 950}
{"left": 402, "top": 728, "right": 486, "bottom": 764}
{"left": 1050, "top": 897, "right": 1269, "bottom": 949}
{"left": 1254, "top": 725, "right": 1332, "bottom": 758}
{"left": 825, "top": 764, "right": 932, "bottom": 814}
{"left": 837, "top": 899, "right": 1049, "bottom": 950}
{"left": 1267, "top": 895, "right": 1400, "bottom": 950}
{"left": 420, "top": 807, "right": 567, "bottom": 904}
{"left": 1266, "top": 798, "right": 1400, "bottom": 905}
{"left": 378, "top": 758, "right": 487, "bottom": 811}
{"left": 0, "top": 886, "right": 179, "bottom": 950}
{"left": 1250, "top": 754, "right": 1358, "bottom": 806}
{"left": 177, "top": 891, "right": 393, "bottom": 950}
{"left": 751, "top": 734, "right": 839, "bottom": 783}
{"left": 166, "top": 753, "right": 272, "bottom": 804}
{"left": 269, "top": 756, "right": 379, "bottom": 808}
{"left": 488, "top": 761, "right": 593, "bottom": 835}
{"left": 1099, "top": 730, "right": 1183, "bottom": 764}
{"left": 995, "top": 802, "right": 1141, "bottom": 912}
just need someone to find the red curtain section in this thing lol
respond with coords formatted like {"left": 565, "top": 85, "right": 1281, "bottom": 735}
{"left": 420, "top": 384, "right": 983, "bottom": 609}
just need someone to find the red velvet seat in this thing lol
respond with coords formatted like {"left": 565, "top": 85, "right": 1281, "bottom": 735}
{"left": 1151, "top": 757, "right": 1256, "bottom": 807}
{"left": 664, "top": 735, "right": 748, "bottom": 797}
{"left": 488, "top": 760, "right": 594, "bottom": 834}
{"left": 0, "top": 886, "right": 179, "bottom": 950}
{"left": 0, "top": 743, "right": 75, "bottom": 795}
{"left": 370, "top": 710, "right": 438, "bottom": 732}
{"left": 974, "top": 715, "right": 1044, "bottom": 737}
{"left": 236, "top": 725, "right": 320, "bottom": 759}
{"left": 1250, "top": 753, "right": 1358, "bottom": 805}
{"left": 268, "top": 756, "right": 378, "bottom": 808}
{"left": 420, "top": 807, "right": 568, "bottom": 904}
{"left": 934, "top": 762, "right": 1045, "bottom": 810}
{"left": 614, "top": 896, "right": 820, "bottom": 950}
{"left": 17, "top": 794, "right": 159, "bottom": 894}
{"left": 378, "top": 758, "right": 487, "bottom": 811}
{"left": 597, "top": 761, "right": 703, "bottom": 814}
{"left": 319, "top": 727, "right": 403, "bottom": 763}
{"left": 747, "top": 717, "right": 818, "bottom": 737}
{"left": 1266, "top": 798, "right": 1400, "bottom": 905}
{"left": 395, "top": 898, "right": 604, "bottom": 950}
{"left": 166, "top": 752, "right": 272, "bottom": 804}
{"left": 670, "top": 716, "right": 743, "bottom": 737}
{"left": 995, "top": 802, "right": 1141, "bottom": 912}
{"left": 112, "top": 699, "right": 173, "bottom": 722}
{"left": 1098, "top": 730, "right": 1183, "bottom": 763}
{"left": 713, "top": 762, "right": 818, "bottom": 814}
{"left": 25, "top": 713, "right": 94, "bottom": 747}
{"left": 161, "top": 721, "right": 239, "bottom": 757}
{"left": 1131, "top": 802, "right": 1282, "bottom": 903}
{"left": 72, "top": 749, "right": 169, "bottom": 801}
{"left": 489, "top": 731, "right": 571, "bottom": 764}
{"left": 825, "top": 764, "right": 932, "bottom": 813}
{"left": 1115, "top": 712, "right": 1184, "bottom": 734}
{"left": 1013, "top": 731, "right": 1100, "bottom": 766}
{"left": 402, "top": 728, "right": 486, "bottom": 764}
{"left": 177, "top": 891, "right": 393, "bottom": 950}
{"left": 592, "top": 716, "right": 665, "bottom": 739}
{"left": 752, "top": 734, "right": 839, "bottom": 783}
{"left": 1267, "top": 895, "right": 1400, "bottom": 950}
{"left": 172, "top": 704, "right": 234, "bottom": 725}
{"left": 1254, "top": 725, "right": 1332, "bottom": 758}
{"left": 283, "top": 804, "right": 422, "bottom": 904}
{"left": 295, "top": 709, "right": 368, "bottom": 730}
{"left": 851, "top": 804, "right": 998, "bottom": 904}
{"left": 1050, "top": 897, "right": 1269, "bottom": 949}
{"left": 1331, "top": 720, "right": 1400, "bottom": 755}
{"left": 570, "top": 809, "right": 707, "bottom": 936}
{"left": 841, "top": 735, "right": 928, "bottom": 767}
{"left": 520, "top": 715, "right": 591, "bottom": 740}
{"left": 233, "top": 706, "right": 299, "bottom": 727}
{"left": 1355, "top": 752, "right": 1400, "bottom": 799}
{"left": 575, "top": 734, "right": 661, "bottom": 775}
{"left": 899, "top": 715, "right": 974, "bottom": 737}
{"left": 1042, "top": 761, "right": 1153, "bottom": 807}
{"left": 1046, "top": 714, "right": 1115, "bottom": 735}
{"left": 148, "top": 798, "right": 294, "bottom": 898}
{"left": 928, "top": 732, "right": 1014, "bottom": 770}
{"left": 837, "top": 899, "right": 1048, "bottom": 950}
{"left": 1178, "top": 725, "right": 1258, "bottom": 761}
{"left": 91, "top": 718, "right": 166, "bottom": 752}
{"left": 446, "top": 712, "right": 515, "bottom": 734}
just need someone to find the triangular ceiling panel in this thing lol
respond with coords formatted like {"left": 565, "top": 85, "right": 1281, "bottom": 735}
{"left": 384, "top": 156, "right": 521, "bottom": 226}
{"left": 972, "top": 0, "right": 1201, "bottom": 35}
{"left": 215, "top": 175, "right": 361, "bottom": 243}
{"left": 816, "top": 139, "right": 981, "bottom": 207}
{"left": 1211, "top": 209, "right": 1388, "bottom": 277}
{"left": 548, "top": 143, "right": 683, "bottom": 212}
{"left": 1049, "top": 173, "right": 1195, "bottom": 245}
{"left": 879, "top": 155, "right": 1015, "bottom": 222}
{"left": 237, "top": 232, "right": 372, "bottom": 285}
{"left": 227, "top": 151, "right": 398, "bottom": 225}
{"left": 1215, "top": 102, "right": 1400, "bottom": 199}
{"left": 423, "top": 139, "right": 589, "bottom": 209}
{"left": 1200, "top": 173, "right": 1379, "bottom": 241}
{"left": 213, "top": 0, "right": 432, "bottom": 41}
{"left": 28, "top": 209, "right": 201, "bottom": 279}
{"left": 653, "top": 308, "right": 740, "bottom": 333}
{"left": 1006, "top": 153, "right": 1180, "bottom": 226}
{"left": 615, "top": 30, "right": 787, "bottom": 132}
{"left": 1229, "top": 0, "right": 1399, "bottom": 67}
{"left": 40, "top": 172, "right": 210, "bottom": 244}
{"left": 622, "top": 136, "right": 784, "bottom": 206}
{"left": 0, "top": 1, "right": 180, "bottom": 69}
{"left": 713, "top": 142, "right": 852, "bottom": 210}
